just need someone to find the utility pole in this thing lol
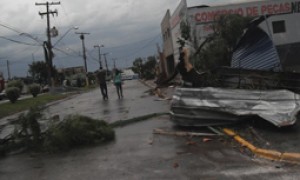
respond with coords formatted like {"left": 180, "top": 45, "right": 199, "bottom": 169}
{"left": 102, "top": 53, "right": 109, "bottom": 72}
{"left": 94, "top": 45, "right": 104, "bottom": 68}
{"left": 76, "top": 32, "right": 90, "bottom": 86}
{"left": 6, "top": 60, "right": 11, "bottom": 80}
{"left": 112, "top": 58, "right": 117, "bottom": 69}
{"left": 35, "top": 1, "right": 60, "bottom": 87}
{"left": 32, "top": 53, "right": 35, "bottom": 62}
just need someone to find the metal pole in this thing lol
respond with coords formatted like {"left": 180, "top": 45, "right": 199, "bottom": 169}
{"left": 6, "top": 60, "right": 10, "bottom": 80}
{"left": 36, "top": 1, "right": 60, "bottom": 87}
{"left": 76, "top": 32, "right": 90, "bottom": 86}
{"left": 103, "top": 53, "right": 109, "bottom": 71}
{"left": 113, "top": 58, "right": 116, "bottom": 69}
{"left": 94, "top": 45, "right": 104, "bottom": 68}
{"left": 46, "top": 2, "right": 54, "bottom": 87}
{"left": 81, "top": 35, "right": 88, "bottom": 73}
{"left": 98, "top": 46, "right": 102, "bottom": 68}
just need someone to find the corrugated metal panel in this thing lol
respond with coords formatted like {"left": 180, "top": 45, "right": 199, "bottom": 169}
{"left": 231, "top": 22, "right": 282, "bottom": 71}
{"left": 170, "top": 87, "right": 300, "bottom": 127}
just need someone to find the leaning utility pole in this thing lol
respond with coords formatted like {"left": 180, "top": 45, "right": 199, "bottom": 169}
{"left": 94, "top": 44, "right": 104, "bottom": 68}
{"left": 76, "top": 32, "right": 90, "bottom": 73}
{"left": 112, "top": 58, "right": 117, "bottom": 69}
{"left": 102, "top": 53, "right": 109, "bottom": 73}
{"left": 76, "top": 32, "right": 90, "bottom": 86}
{"left": 6, "top": 60, "right": 11, "bottom": 80}
{"left": 35, "top": 1, "right": 60, "bottom": 87}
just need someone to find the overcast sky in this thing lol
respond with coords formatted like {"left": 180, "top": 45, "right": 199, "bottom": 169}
{"left": 0, "top": 0, "right": 256, "bottom": 79}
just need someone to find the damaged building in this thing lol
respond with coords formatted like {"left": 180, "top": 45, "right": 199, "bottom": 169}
{"left": 160, "top": 0, "right": 300, "bottom": 76}
{"left": 160, "top": 0, "right": 300, "bottom": 127}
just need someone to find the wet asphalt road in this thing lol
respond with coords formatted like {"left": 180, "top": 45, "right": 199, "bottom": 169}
{"left": 0, "top": 80, "right": 300, "bottom": 179}
{"left": 43, "top": 80, "right": 169, "bottom": 123}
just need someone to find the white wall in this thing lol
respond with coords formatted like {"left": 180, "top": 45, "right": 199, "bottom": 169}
{"left": 187, "top": 0, "right": 300, "bottom": 46}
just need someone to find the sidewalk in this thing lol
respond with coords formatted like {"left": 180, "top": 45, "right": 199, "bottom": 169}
{"left": 0, "top": 80, "right": 171, "bottom": 138}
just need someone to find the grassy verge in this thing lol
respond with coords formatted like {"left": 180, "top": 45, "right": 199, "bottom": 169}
{"left": 0, "top": 93, "right": 72, "bottom": 119}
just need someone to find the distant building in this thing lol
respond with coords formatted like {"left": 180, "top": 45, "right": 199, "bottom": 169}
{"left": 57, "top": 66, "right": 85, "bottom": 76}
{"left": 121, "top": 68, "right": 139, "bottom": 80}
{"left": 161, "top": 0, "right": 300, "bottom": 75}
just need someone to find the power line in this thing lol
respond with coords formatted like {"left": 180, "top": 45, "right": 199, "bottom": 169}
{"left": 116, "top": 34, "right": 160, "bottom": 59}
{"left": 105, "top": 33, "right": 161, "bottom": 49}
{"left": 86, "top": 50, "right": 100, "bottom": 63}
{"left": 53, "top": 47, "right": 80, "bottom": 57}
{"left": 0, "top": 36, "right": 40, "bottom": 46}
{"left": 0, "top": 22, "right": 22, "bottom": 34}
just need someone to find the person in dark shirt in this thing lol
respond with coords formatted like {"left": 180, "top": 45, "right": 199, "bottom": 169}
{"left": 96, "top": 67, "right": 108, "bottom": 100}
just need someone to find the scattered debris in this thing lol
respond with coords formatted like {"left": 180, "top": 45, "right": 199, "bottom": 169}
{"left": 207, "top": 126, "right": 224, "bottom": 135}
{"left": 173, "top": 162, "right": 179, "bottom": 168}
{"left": 154, "top": 98, "right": 171, "bottom": 101}
{"left": 202, "top": 138, "right": 213, "bottom": 143}
{"left": 176, "top": 151, "right": 190, "bottom": 155}
{"left": 148, "top": 138, "right": 153, "bottom": 145}
{"left": 0, "top": 108, "right": 116, "bottom": 155}
{"left": 171, "top": 87, "right": 300, "bottom": 127}
{"left": 186, "top": 141, "right": 197, "bottom": 146}
{"left": 153, "top": 128, "right": 221, "bottom": 137}
{"left": 249, "top": 127, "right": 270, "bottom": 146}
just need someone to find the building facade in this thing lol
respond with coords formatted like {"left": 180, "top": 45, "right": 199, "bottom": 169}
{"left": 161, "top": 0, "right": 300, "bottom": 75}
{"left": 161, "top": 10, "right": 175, "bottom": 77}
{"left": 57, "top": 66, "right": 85, "bottom": 76}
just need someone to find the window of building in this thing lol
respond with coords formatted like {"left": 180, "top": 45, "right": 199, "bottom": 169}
{"left": 272, "top": 20, "right": 286, "bottom": 34}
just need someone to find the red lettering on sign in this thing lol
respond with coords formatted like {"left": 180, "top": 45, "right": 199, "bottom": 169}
{"left": 246, "top": 6, "right": 259, "bottom": 16}
{"left": 285, "top": 2, "right": 291, "bottom": 12}
{"left": 195, "top": 13, "right": 201, "bottom": 22}
{"left": 261, "top": 2, "right": 292, "bottom": 15}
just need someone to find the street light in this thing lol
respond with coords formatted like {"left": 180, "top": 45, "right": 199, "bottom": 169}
{"left": 53, "top": 26, "right": 79, "bottom": 47}
{"left": 94, "top": 44, "right": 104, "bottom": 68}
{"left": 19, "top": 33, "right": 43, "bottom": 45}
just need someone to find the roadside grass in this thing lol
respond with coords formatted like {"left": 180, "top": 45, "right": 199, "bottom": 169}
{"left": 0, "top": 84, "right": 98, "bottom": 119}
{"left": 0, "top": 93, "right": 71, "bottom": 119}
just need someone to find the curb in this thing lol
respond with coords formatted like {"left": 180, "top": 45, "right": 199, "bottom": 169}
{"left": 223, "top": 128, "right": 300, "bottom": 164}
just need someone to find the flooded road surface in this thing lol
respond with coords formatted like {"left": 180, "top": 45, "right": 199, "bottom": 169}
{"left": 0, "top": 80, "right": 299, "bottom": 179}
{"left": 44, "top": 80, "right": 170, "bottom": 123}
{"left": 1, "top": 115, "right": 299, "bottom": 180}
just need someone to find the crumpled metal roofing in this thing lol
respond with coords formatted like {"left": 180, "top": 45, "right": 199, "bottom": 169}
{"left": 231, "top": 15, "right": 282, "bottom": 71}
{"left": 170, "top": 87, "right": 300, "bottom": 127}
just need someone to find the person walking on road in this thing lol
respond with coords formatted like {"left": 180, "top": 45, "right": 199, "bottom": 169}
{"left": 96, "top": 67, "right": 108, "bottom": 100}
{"left": 113, "top": 69, "right": 123, "bottom": 99}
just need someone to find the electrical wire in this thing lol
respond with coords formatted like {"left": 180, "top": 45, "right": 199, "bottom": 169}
{"left": 0, "top": 36, "right": 40, "bottom": 46}
{"left": 0, "top": 22, "right": 22, "bottom": 34}
{"left": 115, "top": 34, "right": 161, "bottom": 59}
{"left": 105, "top": 33, "right": 161, "bottom": 49}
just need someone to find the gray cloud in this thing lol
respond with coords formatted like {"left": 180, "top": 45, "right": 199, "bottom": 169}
{"left": 1, "top": 0, "right": 252, "bottom": 78}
